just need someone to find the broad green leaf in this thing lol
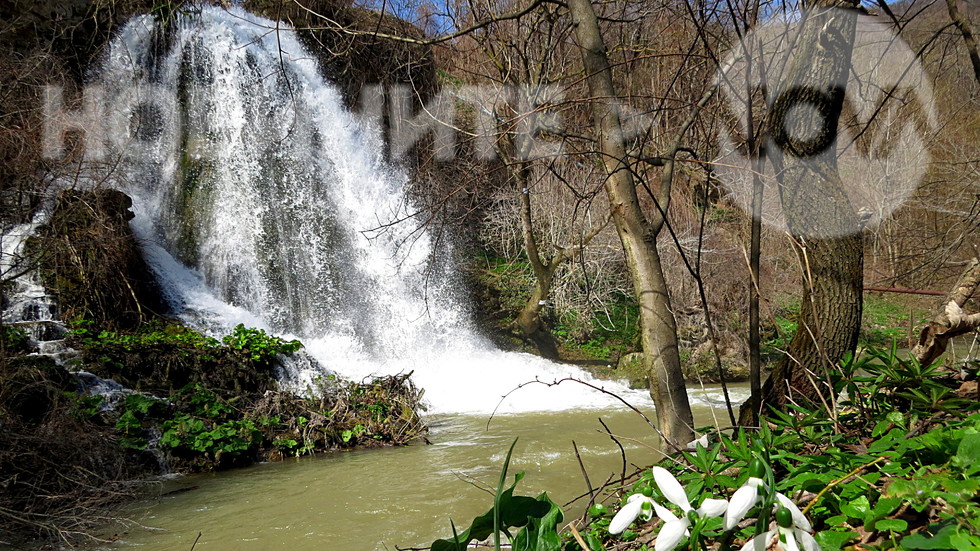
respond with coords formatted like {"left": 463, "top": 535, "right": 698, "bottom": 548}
{"left": 430, "top": 478, "right": 552, "bottom": 551}
{"left": 511, "top": 493, "right": 563, "bottom": 551}
{"left": 875, "top": 519, "right": 908, "bottom": 532}
{"left": 432, "top": 439, "right": 551, "bottom": 551}
{"left": 874, "top": 497, "right": 904, "bottom": 516}
{"left": 900, "top": 524, "right": 960, "bottom": 550}
{"left": 583, "top": 532, "right": 604, "bottom": 551}
{"left": 824, "top": 515, "right": 847, "bottom": 526}
{"left": 873, "top": 419, "right": 893, "bottom": 438}
{"left": 814, "top": 529, "right": 857, "bottom": 550}
{"left": 949, "top": 532, "right": 980, "bottom": 550}
{"left": 841, "top": 495, "right": 871, "bottom": 520}
{"left": 956, "top": 433, "right": 980, "bottom": 463}
{"left": 886, "top": 479, "right": 917, "bottom": 498}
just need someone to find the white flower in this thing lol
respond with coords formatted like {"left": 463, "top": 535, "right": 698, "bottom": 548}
{"left": 739, "top": 497, "right": 820, "bottom": 551}
{"left": 738, "top": 526, "right": 821, "bottom": 551}
{"left": 650, "top": 467, "right": 729, "bottom": 551}
{"left": 609, "top": 493, "right": 657, "bottom": 535}
{"left": 725, "top": 476, "right": 765, "bottom": 530}
{"left": 774, "top": 493, "right": 812, "bottom": 532}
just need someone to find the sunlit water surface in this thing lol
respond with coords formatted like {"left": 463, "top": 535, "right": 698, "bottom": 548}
{"left": 96, "top": 386, "right": 745, "bottom": 551}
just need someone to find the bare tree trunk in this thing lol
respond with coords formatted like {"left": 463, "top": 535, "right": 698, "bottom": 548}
{"left": 568, "top": 0, "right": 693, "bottom": 447}
{"left": 514, "top": 164, "right": 561, "bottom": 358}
{"left": 912, "top": 257, "right": 980, "bottom": 367}
{"left": 946, "top": 0, "right": 980, "bottom": 87}
{"left": 739, "top": 1, "right": 864, "bottom": 424}
{"left": 514, "top": 268, "right": 560, "bottom": 358}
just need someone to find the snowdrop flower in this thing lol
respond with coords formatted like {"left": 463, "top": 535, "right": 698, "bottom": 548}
{"left": 739, "top": 498, "right": 820, "bottom": 551}
{"left": 650, "top": 466, "right": 729, "bottom": 551}
{"left": 725, "top": 458, "right": 767, "bottom": 530}
{"left": 609, "top": 493, "right": 658, "bottom": 535}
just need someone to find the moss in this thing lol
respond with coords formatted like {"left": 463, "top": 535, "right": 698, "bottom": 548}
{"left": 25, "top": 189, "right": 169, "bottom": 330}
{"left": 616, "top": 352, "right": 649, "bottom": 389}
{"left": 70, "top": 321, "right": 289, "bottom": 395}
{"left": 860, "top": 294, "right": 929, "bottom": 348}
{"left": 172, "top": 147, "right": 212, "bottom": 267}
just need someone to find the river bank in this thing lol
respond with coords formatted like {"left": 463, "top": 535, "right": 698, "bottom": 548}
{"left": 89, "top": 388, "right": 749, "bottom": 551}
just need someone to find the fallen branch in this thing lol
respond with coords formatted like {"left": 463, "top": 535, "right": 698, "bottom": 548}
{"left": 911, "top": 257, "right": 980, "bottom": 367}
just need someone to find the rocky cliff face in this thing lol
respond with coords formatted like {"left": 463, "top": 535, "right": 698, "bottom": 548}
{"left": 27, "top": 189, "right": 169, "bottom": 330}
{"left": 244, "top": 0, "right": 438, "bottom": 110}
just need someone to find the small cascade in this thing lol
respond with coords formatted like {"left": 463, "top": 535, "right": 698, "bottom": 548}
{"left": 1, "top": 210, "right": 159, "bottom": 407}
{"left": 1, "top": 213, "right": 71, "bottom": 358}
{"left": 96, "top": 6, "right": 656, "bottom": 415}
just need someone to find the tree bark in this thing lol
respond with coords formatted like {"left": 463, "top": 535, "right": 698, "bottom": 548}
{"left": 739, "top": 1, "right": 864, "bottom": 424}
{"left": 568, "top": 0, "right": 694, "bottom": 447}
{"left": 511, "top": 161, "right": 560, "bottom": 359}
{"left": 946, "top": 0, "right": 980, "bottom": 87}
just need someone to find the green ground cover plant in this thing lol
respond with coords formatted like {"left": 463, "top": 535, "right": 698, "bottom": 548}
{"left": 439, "top": 346, "right": 980, "bottom": 551}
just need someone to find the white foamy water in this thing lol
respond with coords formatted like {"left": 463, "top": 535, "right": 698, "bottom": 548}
{"left": 95, "top": 6, "right": 728, "bottom": 416}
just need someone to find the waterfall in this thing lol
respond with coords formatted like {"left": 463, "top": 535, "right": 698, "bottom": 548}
{"left": 97, "top": 6, "right": 654, "bottom": 415}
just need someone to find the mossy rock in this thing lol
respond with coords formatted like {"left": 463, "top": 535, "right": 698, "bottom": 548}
{"left": 681, "top": 341, "right": 750, "bottom": 383}
{"left": 80, "top": 345, "right": 274, "bottom": 395}
{"left": 26, "top": 189, "right": 169, "bottom": 330}
{"left": 617, "top": 352, "right": 651, "bottom": 390}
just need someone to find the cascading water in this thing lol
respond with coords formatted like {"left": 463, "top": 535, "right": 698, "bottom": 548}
{"left": 98, "top": 6, "right": 657, "bottom": 415}
{"left": 0, "top": 213, "right": 70, "bottom": 354}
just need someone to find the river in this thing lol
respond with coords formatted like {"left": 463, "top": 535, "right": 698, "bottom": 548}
{"left": 97, "top": 386, "right": 747, "bottom": 551}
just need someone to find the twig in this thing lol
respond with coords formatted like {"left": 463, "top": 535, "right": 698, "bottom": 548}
{"left": 572, "top": 440, "right": 595, "bottom": 516}
{"left": 568, "top": 523, "right": 600, "bottom": 551}
{"left": 598, "top": 417, "right": 627, "bottom": 488}
{"left": 801, "top": 456, "right": 888, "bottom": 516}
{"left": 487, "top": 377, "right": 686, "bottom": 456}
{"left": 189, "top": 531, "right": 202, "bottom": 551}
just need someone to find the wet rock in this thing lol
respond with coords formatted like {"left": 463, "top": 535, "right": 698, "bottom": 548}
{"left": 26, "top": 189, "right": 170, "bottom": 330}
{"left": 617, "top": 352, "right": 650, "bottom": 390}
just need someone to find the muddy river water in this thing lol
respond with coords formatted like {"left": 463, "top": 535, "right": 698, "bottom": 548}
{"left": 98, "top": 385, "right": 747, "bottom": 551}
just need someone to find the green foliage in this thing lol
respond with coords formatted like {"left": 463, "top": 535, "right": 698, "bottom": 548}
{"left": 71, "top": 321, "right": 301, "bottom": 363}
{"left": 0, "top": 325, "right": 30, "bottom": 354}
{"left": 340, "top": 425, "right": 366, "bottom": 443}
{"left": 580, "top": 345, "right": 980, "bottom": 551}
{"left": 64, "top": 323, "right": 421, "bottom": 469}
{"left": 112, "top": 394, "right": 169, "bottom": 451}
{"left": 221, "top": 324, "right": 302, "bottom": 362}
{"left": 834, "top": 345, "right": 973, "bottom": 420}
{"left": 72, "top": 320, "right": 219, "bottom": 355}
{"left": 471, "top": 253, "right": 636, "bottom": 361}
{"left": 860, "top": 295, "right": 926, "bottom": 348}
{"left": 761, "top": 300, "right": 798, "bottom": 361}
{"left": 762, "top": 295, "right": 926, "bottom": 360}
{"left": 159, "top": 384, "right": 268, "bottom": 460}
{"left": 553, "top": 298, "right": 638, "bottom": 360}
{"left": 160, "top": 414, "right": 264, "bottom": 457}
{"left": 432, "top": 439, "right": 561, "bottom": 551}
{"left": 68, "top": 394, "right": 105, "bottom": 420}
